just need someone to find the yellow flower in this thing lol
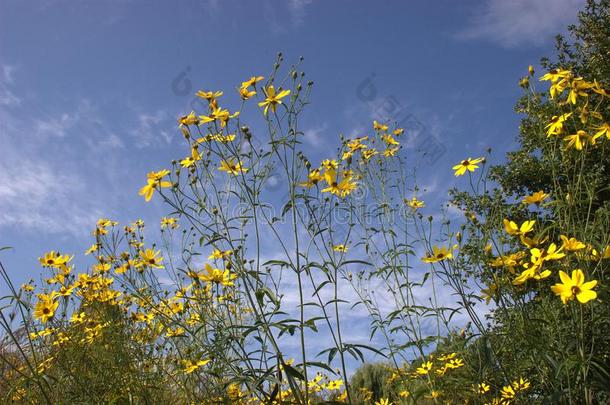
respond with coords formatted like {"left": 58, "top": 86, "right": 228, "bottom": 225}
{"left": 200, "top": 263, "right": 236, "bottom": 287}
{"left": 326, "top": 379, "right": 343, "bottom": 390}
{"left": 196, "top": 90, "right": 223, "bottom": 101}
{"left": 545, "top": 113, "right": 572, "bottom": 136}
{"left": 383, "top": 147, "right": 399, "bottom": 157}
{"left": 321, "top": 168, "right": 357, "bottom": 198}
{"left": 551, "top": 269, "right": 597, "bottom": 304}
{"left": 183, "top": 359, "right": 210, "bottom": 374}
{"left": 373, "top": 120, "right": 389, "bottom": 132}
{"left": 39, "top": 251, "right": 73, "bottom": 268}
{"left": 138, "top": 249, "right": 164, "bottom": 269}
{"left": 501, "top": 384, "right": 516, "bottom": 400}
{"left": 199, "top": 105, "right": 239, "bottom": 128}
{"left": 299, "top": 168, "right": 324, "bottom": 188}
{"left": 178, "top": 111, "right": 199, "bottom": 126}
{"left": 375, "top": 399, "right": 392, "bottom": 405}
{"left": 452, "top": 157, "right": 484, "bottom": 176}
{"left": 239, "top": 76, "right": 264, "bottom": 100}
{"left": 512, "top": 377, "right": 530, "bottom": 391}
{"left": 416, "top": 361, "right": 433, "bottom": 375}
{"left": 139, "top": 170, "right": 172, "bottom": 202}
{"left": 475, "top": 382, "right": 491, "bottom": 394}
{"left": 361, "top": 148, "right": 378, "bottom": 161}
{"left": 503, "top": 219, "right": 535, "bottom": 236}
{"left": 560, "top": 235, "right": 586, "bottom": 251}
{"left": 405, "top": 197, "right": 425, "bottom": 210}
{"left": 422, "top": 245, "right": 455, "bottom": 263}
{"left": 208, "top": 249, "right": 232, "bottom": 260}
{"left": 592, "top": 122, "right": 610, "bottom": 141}
{"left": 180, "top": 156, "right": 196, "bottom": 168}
{"left": 481, "top": 283, "right": 498, "bottom": 304}
{"left": 425, "top": 391, "right": 440, "bottom": 399}
{"left": 218, "top": 159, "right": 248, "bottom": 176}
{"left": 21, "top": 283, "right": 35, "bottom": 292}
{"left": 564, "top": 130, "right": 594, "bottom": 151}
{"left": 161, "top": 217, "right": 178, "bottom": 229}
{"left": 258, "top": 85, "right": 291, "bottom": 115}
{"left": 381, "top": 133, "right": 399, "bottom": 146}
{"left": 399, "top": 389, "right": 410, "bottom": 398}
{"left": 333, "top": 244, "right": 348, "bottom": 253}
{"left": 523, "top": 190, "right": 549, "bottom": 205}
{"left": 539, "top": 68, "right": 572, "bottom": 83}
{"left": 34, "top": 292, "right": 60, "bottom": 323}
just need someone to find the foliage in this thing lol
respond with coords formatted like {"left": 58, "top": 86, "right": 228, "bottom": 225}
{"left": 1, "top": 2, "right": 610, "bottom": 404}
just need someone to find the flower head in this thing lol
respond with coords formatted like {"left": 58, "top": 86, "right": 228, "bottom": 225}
{"left": 258, "top": 85, "right": 291, "bottom": 115}
{"left": 452, "top": 157, "right": 484, "bottom": 176}
{"left": 551, "top": 269, "right": 597, "bottom": 304}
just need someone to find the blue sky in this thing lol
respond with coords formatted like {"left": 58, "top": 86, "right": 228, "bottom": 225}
{"left": 0, "top": 0, "right": 585, "bottom": 367}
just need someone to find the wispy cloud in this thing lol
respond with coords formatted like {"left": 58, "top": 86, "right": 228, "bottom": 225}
{"left": 0, "top": 64, "right": 21, "bottom": 106}
{"left": 289, "top": 0, "right": 314, "bottom": 27}
{"left": 456, "top": 0, "right": 584, "bottom": 48}
{"left": 130, "top": 110, "right": 174, "bottom": 148}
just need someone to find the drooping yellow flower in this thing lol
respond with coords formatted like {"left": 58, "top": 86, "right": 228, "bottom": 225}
{"left": 139, "top": 170, "right": 172, "bottom": 202}
{"left": 551, "top": 269, "right": 597, "bottom": 304}
{"left": 592, "top": 122, "right": 610, "bottom": 141}
{"left": 523, "top": 190, "right": 549, "bottom": 205}
{"left": 422, "top": 245, "right": 455, "bottom": 263}
{"left": 564, "top": 130, "right": 594, "bottom": 151}
{"left": 452, "top": 157, "right": 484, "bottom": 176}
{"left": 258, "top": 85, "right": 291, "bottom": 115}
{"left": 503, "top": 219, "right": 535, "bottom": 236}
{"left": 218, "top": 159, "right": 248, "bottom": 176}
{"left": 34, "top": 292, "right": 60, "bottom": 323}
{"left": 333, "top": 244, "right": 348, "bottom": 253}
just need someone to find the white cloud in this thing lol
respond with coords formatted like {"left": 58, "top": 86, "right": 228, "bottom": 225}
{"left": 457, "top": 0, "right": 584, "bottom": 48}
{"left": 130, "top": 110, "right": 174, "bottom": 148}
{"left": 303, "top": 123, "right": 328, "bottom": 149}
{"left": 0, "top": 65, "right": 20, "bottom": 106}
{"left": 0, "top": 157, "right": 102, "bottom": 235}
{"left": 289, "top": 0, "right": 313, "bottom": 27}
